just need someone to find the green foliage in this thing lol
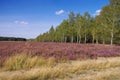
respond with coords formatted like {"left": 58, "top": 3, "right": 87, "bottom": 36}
{"left": 36, "top": 0, "right": 120, "bottom": 45}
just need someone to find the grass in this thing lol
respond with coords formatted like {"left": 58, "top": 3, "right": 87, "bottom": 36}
{"left": 0, "top": 54, "right": 120, "bottom": 80}
{"left": 2, "top": 53, "right": 56, "bottom": 71}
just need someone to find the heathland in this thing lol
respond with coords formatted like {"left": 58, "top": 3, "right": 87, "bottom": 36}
{"left": 0, "top": 0, "right": 120, "bottom": 80}
{"left": 0, "top": 41, "right": 120, "bottom": 80}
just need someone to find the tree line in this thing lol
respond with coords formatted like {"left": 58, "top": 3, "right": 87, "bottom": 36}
{"left": 0, "top": 37, "right": 26, "bottom": 41}
{"left": 36, "top": 0, "right": 120, "bottom": 45}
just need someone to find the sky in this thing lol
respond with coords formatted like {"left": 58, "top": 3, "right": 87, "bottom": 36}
{"left": 0, "top": 0, "right": 109, "bottom": 39}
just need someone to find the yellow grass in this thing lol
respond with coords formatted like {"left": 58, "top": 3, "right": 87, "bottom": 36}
{"left": 0, "top": 55, "right": 120, "bottom": 80}
{"left": 3, "top": 53, "right": 56, "bottom": 71}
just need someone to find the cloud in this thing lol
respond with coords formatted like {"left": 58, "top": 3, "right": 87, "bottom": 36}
{"left": 94, "top": 9, "right": 102, "bottom": 16}
{"left": 55, "top": 9, "right": 64, "bottom": 15}
{"left": 14, "top": 20, "right": 29, "bottom": 25}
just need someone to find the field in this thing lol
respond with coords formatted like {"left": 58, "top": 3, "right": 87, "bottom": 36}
{"left": 0, "top": 41, "right": 120, "bottom": 80}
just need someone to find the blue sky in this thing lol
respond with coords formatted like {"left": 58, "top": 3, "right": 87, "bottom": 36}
{"left": 0, "top": 0, "right": 109, "bottom": 39}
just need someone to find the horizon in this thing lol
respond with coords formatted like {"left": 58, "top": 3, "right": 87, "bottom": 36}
{"left": 0, "top": 0, "right": 109, "bottom": 39}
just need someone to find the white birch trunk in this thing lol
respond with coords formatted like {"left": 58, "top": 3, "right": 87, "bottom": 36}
{"left": 111, "top": 28, "right": 114, "bottom": 45}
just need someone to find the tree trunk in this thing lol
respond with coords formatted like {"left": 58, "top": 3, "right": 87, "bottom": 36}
{"left": 111, "top": 28, "right": 114, "bottom": 46}
{"left": 63, "top": 33, "right": 64, "bottom": 42}
{"left": 77, "top": 35, "right": 79, "bottom": 43}
{"left": 65, "top": 37, "right": 67, "bottom": 43}
{"left": 96, "top": 37, "right": 98, "bottom": 44}
{"left": 103, "top": 39, "right": 105, "bottom": 45}
{"left": 61, "top": 36, "right": 63, "bottom": 42}
{"left": 92, "top": 34, "right": 95, "bottom": 44}
{"left": 102, "top": 28, "right": 105, "bottom": 45}
{"left": 79, "top": 35, "right": 81, "bottom": 43}
{"left": 71, "top": 36, "right": 74, "bottom": 43}
{"left": 85, "top": 34, "right": 86, "bottom": 43}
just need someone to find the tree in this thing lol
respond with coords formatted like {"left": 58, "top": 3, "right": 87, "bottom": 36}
{"left": 55, "top": 20, "right": 69, "bottom": 42}
{"left": 89, "top": 18, "right": 96, "bottom": 43}
{"left": 68, "top": 12, "right": 75, "bottom": 43}
{"left": 83, "top": 12, "right": 91, "bottom": 43}
{"left": 75, "top": 13, "right": 83, "bottom": 43}
{"left": 36, "top": 0, "right": 120, "bottom": 45}
{"left": 99, "top": 0, "right": 120, "bottom": 45}
{"left": 49, "top": 25, "right": 55, "bottom": 42}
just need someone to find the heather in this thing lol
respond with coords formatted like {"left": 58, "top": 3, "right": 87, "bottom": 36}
{"left": 0, "top": 0, "right": 120, "bottom": 79}
{"left": 0, "top": 42, "right": 120, "bottom": 62}
{"left": 0, "top": 42, "right": 120, "bottom": 80}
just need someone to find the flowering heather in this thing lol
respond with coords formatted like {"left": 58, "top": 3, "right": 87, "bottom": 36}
{"left": 0, "top": 41, "right": 120, "bottom": 61}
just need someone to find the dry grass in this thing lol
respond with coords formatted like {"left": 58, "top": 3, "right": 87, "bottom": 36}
{"left": 2, "top": 53, "right": 56, "bottom": 71}
{"left": 0, "top": 55, "right": 120, "bottom": 80}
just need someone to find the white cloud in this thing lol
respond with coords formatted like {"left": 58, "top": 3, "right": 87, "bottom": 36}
{"left": 14, "top": 20, "right": 29, "bottom": 25}
{"left": 94, "top": 9, "right": 102, "bottom": 16}
{"left": 55, "top": 9, "right": 64, "bottom": 15}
